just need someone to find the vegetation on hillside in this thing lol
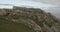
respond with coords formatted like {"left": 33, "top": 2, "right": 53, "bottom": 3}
{"left": 0, "top": 16, "right": 34, "bottom": 32}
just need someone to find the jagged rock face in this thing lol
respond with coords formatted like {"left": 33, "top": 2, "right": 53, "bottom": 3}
{"left": 0, "top": 9, "right": 12, "bottom": 16}
{"left": 0, "top": 6, "right": 60, "bottom": 32}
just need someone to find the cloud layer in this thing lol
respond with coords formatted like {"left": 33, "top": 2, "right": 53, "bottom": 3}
{"left": 0, "top": 0, "right": 58, "bottom": 9}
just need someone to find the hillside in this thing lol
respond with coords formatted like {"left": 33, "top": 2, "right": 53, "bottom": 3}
{"left": 0, "top": 6, "right": 60, "bottom": 32}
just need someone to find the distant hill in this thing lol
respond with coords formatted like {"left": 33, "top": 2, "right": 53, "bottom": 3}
{"left": 0, "top": 4, "right": 13, "bottom": 9}
{"left": 0, "top": 6, "right": 60, "bottom": 32}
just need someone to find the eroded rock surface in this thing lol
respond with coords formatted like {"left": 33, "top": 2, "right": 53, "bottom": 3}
{"left": 0, "top": 6, "right": 60, "bottom": 32}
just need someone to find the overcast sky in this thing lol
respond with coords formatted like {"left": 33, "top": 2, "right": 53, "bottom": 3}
{"left": 0, "top": 0, "right": 58, "bottom": 8}
{"left": 34, "top": 0, "right": 60, "bottom": 5}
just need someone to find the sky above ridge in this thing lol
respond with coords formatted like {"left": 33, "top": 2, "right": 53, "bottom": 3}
{"left": 0, "top": 0, "right": 58, "bottom": 9}
{"left": 0, "top": 0, "right": 60, "bottom": 19}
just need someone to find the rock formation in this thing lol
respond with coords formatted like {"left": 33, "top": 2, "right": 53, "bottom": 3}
{"left": 0, "top": 6, "right": 60, "bottom": 32}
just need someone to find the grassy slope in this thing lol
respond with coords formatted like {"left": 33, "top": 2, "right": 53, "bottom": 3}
{"left": 0, "top": 16, "right": 34, "bottom": 32}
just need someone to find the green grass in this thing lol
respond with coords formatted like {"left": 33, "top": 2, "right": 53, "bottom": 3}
{"left": 0, "top": 16, "right": 34, "bottom": 32}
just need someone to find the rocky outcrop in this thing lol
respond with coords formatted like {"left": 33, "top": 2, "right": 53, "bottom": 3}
{"left": 0, "top": 6, "right": 60, "bottom": 32}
